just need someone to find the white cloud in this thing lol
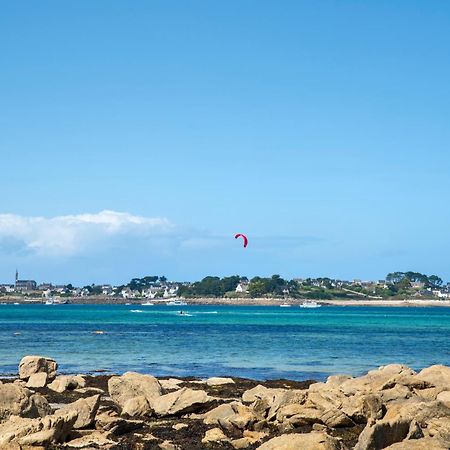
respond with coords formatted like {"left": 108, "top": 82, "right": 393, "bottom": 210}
{"left": 0, "top": 210, "right": 173, "bottom": 256}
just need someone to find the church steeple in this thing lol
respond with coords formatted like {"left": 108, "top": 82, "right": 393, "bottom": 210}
{"left": 15, "top": 269, "right": 18, "bottom": 287}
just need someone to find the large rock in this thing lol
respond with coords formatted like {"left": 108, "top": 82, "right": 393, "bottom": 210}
{"left": 18, "top": 356, "right": 57, "bottom": 381}
{"left": 47, "top": 375, "right": 85, "bottom": 393}
{"left": 0, "top": 410, "right": 77, "bottom": 446}
{"left": 56, "top": 394, "right": 100, "bottom": 429}
{"left": 383, "top": 399, "right": 450, "bottom": 424}
{"left": 242, "top": 385, "right": 289, "bottom": 404}
{"left": 340, "top": 364, "right": 415, "bottom": 396}
{"left": 424, "top": 416, "right": 450, "bottom": 441}
{"left": 206, "top": 377, "right": 235, "bottom": 386}
{"left": 380, "top": 384, "right": 412, "bottom": 403}
{"left": 256, "top": 431, "right": 343, "bottom": 450}
{"left": 436, "top": 391, "right": 450, "bottom": 406}
{"left": 26, "top": 373, "right": 48, "bottom": 389}
{"left": 203, "top": 401, "right": 260, "bottom": 430}
{"left": 122, "top": 395, "right": 152, "bottom": 417}
{"left": 152, "top": 387, "right": 214, "bottom": 417}
{"left": 341, "top": 393, "right": 384, "bottom": 423}
{"left": 202, "top": 427, "right": 229, "bottom": 444}
{"left": 384, "top": 438, "right": 449, "bottom": 449}
{"left": 263, "top": 383, "right": 354, "bottom": 428}
{"left": 64, "top": 431, "right": 116, "bottom": 449}
{"left": 108, "top": 372, "right": 162, "bottom": 410}
{"left": 305, "top": 388, "right": 354, "bottom": 427}
{"left": 231, "top": 430, "right": 267, "bottom": 449}
{"left": 0, "top": 383, "right": 51, "bottom": 420}
{"left": 228, "top": 402, "right": 261, "bottom": 430}
{"left": 95, "top": 409, "right": 144, "bottom": 435}
{"left": 266, "top": 389, "right": 307, "bottom": 420}
{"left": 159, "top": 378, "right": 184, "bottom": 391}
{"left": 276, "top": 404, "right": 323, "bottom": 427}
{"left": 326, "top": 375, "right": 353, "bottom": 386}
{"left": 242, "top": 384, "right": 306, "bottom": 421}
{"left": 355, "top": 400, "right": 450, "bottom": 450}
{"left": 415, "top": 365, "right": 450, "bottom": 392}
{"left": 203, "top": 403, "right": 236, "bottom": 425}
{"left": 355, "top": 416, "right": 412, "bottom": 450}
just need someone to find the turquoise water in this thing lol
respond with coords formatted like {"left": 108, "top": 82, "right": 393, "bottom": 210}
{"left": 1, "top": 304, "right": 450, "bottom": 381}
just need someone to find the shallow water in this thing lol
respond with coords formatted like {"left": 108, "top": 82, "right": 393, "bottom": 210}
{"left": 1, "top": 304, "right": 449, "bottom": 380}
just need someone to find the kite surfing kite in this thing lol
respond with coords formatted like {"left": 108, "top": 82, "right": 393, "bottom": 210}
{"left": 235, "top": 233, "right": 248, "bottom": 248}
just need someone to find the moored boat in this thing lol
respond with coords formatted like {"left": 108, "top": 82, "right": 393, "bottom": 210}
{"left": 167, "top": 300, "right": 188, "bottom": 306}
{"left": 299, "top": 300, "right": 321, "bottom": 308}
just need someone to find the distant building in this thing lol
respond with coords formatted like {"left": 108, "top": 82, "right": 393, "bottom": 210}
{"left": 235, "top": 282, "right": 249, "bottom": 293}
{"left": 14, "top": 270, "right": 37, "bottom": 291}
{"left": 0, "top": 284, "right": 15, "bottom": 293}
{"left": 433, "top": 290, "right": 450, "bottom": 299}
{"left": 15, "top": 280, "right": 37, "bottom": 291}
{"left": 121, "top": 288, "right": 133, "bottom": 299}
{"left": 101, "top": 285, "right": 113, "bottom": 295}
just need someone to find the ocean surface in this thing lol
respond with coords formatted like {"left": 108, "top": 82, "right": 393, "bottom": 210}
{"left": 1, "top": 303, "right": 450, "bottom": 381}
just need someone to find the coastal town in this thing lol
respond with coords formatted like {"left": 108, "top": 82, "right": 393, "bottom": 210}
{"left": 1, "top": 270, "right": 449, "bottom": 303}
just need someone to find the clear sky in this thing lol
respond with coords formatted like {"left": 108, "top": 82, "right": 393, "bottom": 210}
{"left": 1, "top": 1, "right": 449, "bottom": 285}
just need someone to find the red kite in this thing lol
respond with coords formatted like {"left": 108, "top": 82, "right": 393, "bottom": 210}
{"left": 235, "top": 233, "right": 248, "bottom": 248}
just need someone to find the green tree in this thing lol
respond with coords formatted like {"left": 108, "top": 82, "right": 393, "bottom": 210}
{"left": 248, "top": 279, "right": 268, "bottom": 297}
{"left": 427, "top": 275, "right": 443, "bottom": 288}
{"left": 386, "top": 272, "right": 405, "bottom": 284}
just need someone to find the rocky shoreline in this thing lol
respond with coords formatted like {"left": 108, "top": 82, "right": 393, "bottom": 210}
{"left": 2, "top": 357, "right": 450, "bottom": 449}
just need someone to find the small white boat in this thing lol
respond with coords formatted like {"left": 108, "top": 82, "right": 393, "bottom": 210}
{"left": 279, "top": 303, "right": 291, "bottom": 308}
{"left": 299, "top": 301, "right": 321, "bottom": 308}
{"left": 13, "top": 302, "right": 20, "bottom": 305}
{"left": 167, "top": 300, "right": 188, "bottom": 306}
{"left": 45, "top": 297, "right": 68, "bottom": 305}
{"left": 125, "top": 302, "right": 131, "bottom": 306}
{"left": 141, "top": 301, "right": 154, "bottom": 306}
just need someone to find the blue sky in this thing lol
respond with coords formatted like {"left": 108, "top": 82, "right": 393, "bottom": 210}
{"left": 1, "top": 1, "right": 449, "bottom": 285}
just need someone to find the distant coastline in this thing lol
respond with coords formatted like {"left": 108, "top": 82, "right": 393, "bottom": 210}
{"left": 2, "top": 295, "right": 450, "bottom": 307}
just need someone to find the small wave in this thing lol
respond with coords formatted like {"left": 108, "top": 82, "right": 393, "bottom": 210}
{"left": 130, "top": 310, "right": 144, "bottom": 313}
{"left": 196, "top": 311, "right": 218, "bottom": 314}
{"left": 177, "top": 313, "right": 193, "bottom": 317}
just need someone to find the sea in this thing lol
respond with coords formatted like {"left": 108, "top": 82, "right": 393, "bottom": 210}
{"left": 1, "top": 303, "right": 450, "bottom": 381}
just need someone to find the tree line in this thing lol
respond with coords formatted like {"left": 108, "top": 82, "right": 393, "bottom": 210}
{"left": 385, "top": 272, "right": 443, "bottom": 288}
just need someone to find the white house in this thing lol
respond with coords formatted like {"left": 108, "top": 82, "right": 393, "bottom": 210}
{"left": 101, "top": 285, "right": 113, "bottom": 295}
{"left": 121, "top": 288, "right": 134, "bottom": 299}
{"left": 235, "top": 282, "right": 249, "bottom": 293}
{"left": 433, "top": 290, "right": 450, "bottom": 299}
{"left": 0, "top": 284, "right": 15, "bottom": 293}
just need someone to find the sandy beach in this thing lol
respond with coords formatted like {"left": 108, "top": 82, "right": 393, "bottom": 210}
{"left": 2, "top": 296, "right": 450, "bottom": 307}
